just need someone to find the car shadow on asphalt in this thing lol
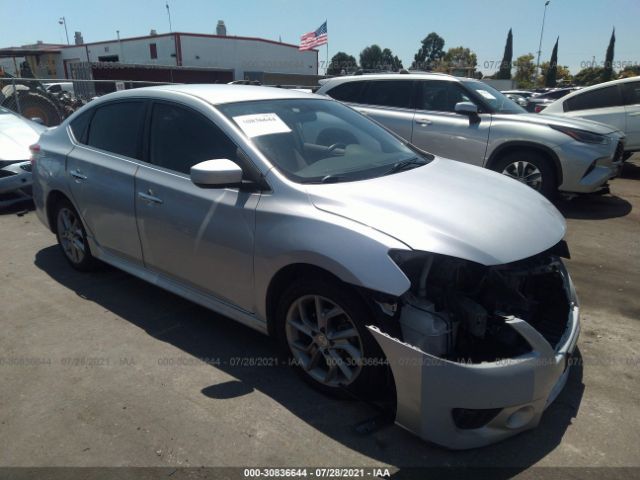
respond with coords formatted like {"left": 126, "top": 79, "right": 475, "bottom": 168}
{"left": 556, "top": 194, "right": 632, "bottom": 220}
{"left": 34, "top": 245, "right": 585, "bottom": 475}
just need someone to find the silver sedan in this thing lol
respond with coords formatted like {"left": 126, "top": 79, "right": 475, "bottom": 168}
{"left": 32, "top": 85, "right": 579, "bottom": 449}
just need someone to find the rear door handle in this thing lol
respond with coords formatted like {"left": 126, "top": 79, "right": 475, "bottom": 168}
{"left": 138, "top": 190, "right": 163, "bottom": 204}
{"left": 70, "top": 169, "right": 87, "bottom": 180}
{"left": 415, "top": 117, "right": 433, "bottom": 126}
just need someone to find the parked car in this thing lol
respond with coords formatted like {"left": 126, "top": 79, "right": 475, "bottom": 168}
{"left": 317, "top": 73, "right": 625, "bottom": 198}
{"left": 501, "top": 89, "right": 535, "bottom": 100}
{"left": 33, "top": 84, "right": 580, "bottom": 449}
{"left": 526, "top": 87, "right": 580, "bottom": 113}
{"left": 0, "top": 106, "right": 43, "bottom": 206}
{"left": 542, "top": 76, "right": 640, "bottom": 159}
{"left": 503, "top": 93, "right": 528, "bottom": 107}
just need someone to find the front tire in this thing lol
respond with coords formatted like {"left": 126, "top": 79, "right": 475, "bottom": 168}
{"left": 492, "top": 150, "right": 557, "bottom": 199}
{"left": 276, "top": 278, "right": 387, "bottom": 398}
{"left": 54, "top": 199, "right": 98, "bottom": 271}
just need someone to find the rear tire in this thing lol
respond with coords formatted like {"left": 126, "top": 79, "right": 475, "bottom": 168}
{"left": 54, "top": 199, "right": 98, "bottom": 271}
{"left": 491, "top": 150, "right": 557, "bottom": 199}
{"left": 275, "top": 277, "right": 389, "bottom": 399}
{"left": 1, "top": 91, "right": 63, "bottom": 126}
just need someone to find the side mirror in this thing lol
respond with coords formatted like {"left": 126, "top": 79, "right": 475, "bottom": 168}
{"left": 190, "top": 159, "right": 243, "bottom": 188}
{"left": 454, "top": 102, "right": 479, "bottom": 116}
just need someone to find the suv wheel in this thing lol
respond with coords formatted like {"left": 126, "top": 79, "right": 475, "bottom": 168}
{"left": 276, "top": 278, "right": 388, "bottom": 398}
{"left": 492, "top": 150, "right": 556, "bottom": 199}
{"left": 54, "top": 199, "right": 98, "bottom": 271}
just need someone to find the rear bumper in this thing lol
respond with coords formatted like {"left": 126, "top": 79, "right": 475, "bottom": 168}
{"left": 368, "top": 272, "right": 580, "bottom": 450}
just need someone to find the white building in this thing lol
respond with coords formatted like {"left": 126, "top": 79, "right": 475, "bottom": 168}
{"left": 57, "top": 32, "right": 318, "bottom": 81}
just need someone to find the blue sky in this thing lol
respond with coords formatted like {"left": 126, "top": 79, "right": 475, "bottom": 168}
{"left": 1, "top": 0, "right": 638, "bottom": 74}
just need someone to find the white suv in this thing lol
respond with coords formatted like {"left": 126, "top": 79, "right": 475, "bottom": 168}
{"left": 542, "top": 76, "right": 640, "bottom": 159}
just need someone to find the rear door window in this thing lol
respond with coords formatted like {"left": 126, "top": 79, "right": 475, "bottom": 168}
{"left": 87, "top": 101, "right": 146, "bottom": 159}
{"left": 564, "top": 85, "right": 623, "bottom": 111}
{"left": 359, "top": 80, "right": 414, "bottom": 109}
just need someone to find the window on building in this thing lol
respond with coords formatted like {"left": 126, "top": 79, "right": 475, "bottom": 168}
{"left": 98, "top": 55, "right": 119, "bottom": 62}
{"left": 87, "top": 101, "right": 146, "bottom": 159}
{"left": 149, "top": 43, "right": 158, "bottom": 59}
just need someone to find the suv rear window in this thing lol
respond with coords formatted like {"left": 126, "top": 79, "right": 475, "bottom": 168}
{"left": 564, "top": 85, "right": 623, "bottom": 112}
{"left": 359, "top": 80, "right": 414, "bottom": 109}
{"left": 326, "top": 81, "right": 365, "bottom": 103}
{"left": 87, "top": 101, "right": 146, "bottom": 159}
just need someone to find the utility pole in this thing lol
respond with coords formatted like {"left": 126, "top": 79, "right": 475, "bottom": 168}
{"left": 535, "top": 1, "right": 550, "bottom": 78}
{"left": 59, "top": 17, "right": 69, "bottom": 45}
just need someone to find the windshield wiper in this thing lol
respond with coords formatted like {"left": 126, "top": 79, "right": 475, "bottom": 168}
{"left": 383, "top": 157, "right": 427, "bottom": 176}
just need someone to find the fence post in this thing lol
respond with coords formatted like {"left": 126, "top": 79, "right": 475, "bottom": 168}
{"left": 11, "top": 76, "right": 22, "bottom": 115}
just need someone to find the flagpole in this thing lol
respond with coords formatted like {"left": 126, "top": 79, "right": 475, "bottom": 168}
{"left": 325, "top": 20, "right": 329, "bottom": 76}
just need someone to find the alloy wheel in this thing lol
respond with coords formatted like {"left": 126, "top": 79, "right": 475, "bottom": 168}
{"left": 285, "top": 295, "right": 364, "bottom": 387}
{"left": 502, "top": 161, "right": 543, "bottom": 190}
{"left": 57, "top": 207, "right": 86, "bottom": 264}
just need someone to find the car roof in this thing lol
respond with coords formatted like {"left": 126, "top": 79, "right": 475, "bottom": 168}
{"left": 322, "top": 72, "right": 463, "bottom": 84}
{"left": 93, "top": 84, "right": 319, "bottom": 106}
{"left": 559, "top": 75, "right": 639, "bottom": 101}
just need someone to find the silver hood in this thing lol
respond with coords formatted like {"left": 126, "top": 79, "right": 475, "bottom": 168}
{"left": 305, "top": 158, "right": 566, "bottom": 266}
{"left": 495, "top": 111, "right": 619, "bottom": 135}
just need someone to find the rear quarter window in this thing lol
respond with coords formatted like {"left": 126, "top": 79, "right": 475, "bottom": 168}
{"left": 326, "top": 81, "right": 365, "bottom": 103}
{"left": 69, "top": 110, "right": 92, "bottom": 144}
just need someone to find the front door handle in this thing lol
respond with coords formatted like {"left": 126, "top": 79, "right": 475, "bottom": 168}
{"left": 138, "top": 189, "right": 163, "bottom": 204}
{"left": 70, "top": 169, "right": 87, "bottom": 180}
{"left": 415, "top": 117, "right": 433, "bottom": 126}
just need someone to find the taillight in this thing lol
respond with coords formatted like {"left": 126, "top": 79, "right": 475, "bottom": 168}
{"left": 534, "top": 105, "right": 545, "bottom": 113}
{"left": 29, "top": 144, "right": 40, "bottom": 167}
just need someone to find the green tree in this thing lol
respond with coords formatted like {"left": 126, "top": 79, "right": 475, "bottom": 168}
{"left": 538, "top": 62, "right": 572, "bottom": 87}
{"left": 603, "top": 28, "right": 616, "bottom": 82}
{"left": 327, "top": 52, "right": 357, "bottom": 75}
{"left": 381, "top": 48, "right": 403, "bottom": 71}
{"left": 618, "top": 65, "right": 640, "bottom": 79}
{"left": 573, "top": 66, "right": 605, "bottom": 86}
{"left": 435, "top": 46, "right": 477, "bottom": 76}
{"left": 545, "top": 37, "right": 559, "bottom": 87}
{"left": 359, "top": 44, "right": 383, "bottom": 70}
{"left": 497, "top": 28, "right": 513, "bottom": 80}
{"left": 514, "top": 53, "right": 535, "bottom": 88}
{"left": 359, "top": 44, "right": 403, "bottom": 71}
{"left": 411, "top": 32, "right": 445, "bottom": 70}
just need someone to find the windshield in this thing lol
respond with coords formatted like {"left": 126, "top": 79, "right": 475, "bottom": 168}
{"left": 463, "top": 81, "right": 526, "bottom": 114}
{"left": 218, "top": 98, "right": 432, "bottom": 183}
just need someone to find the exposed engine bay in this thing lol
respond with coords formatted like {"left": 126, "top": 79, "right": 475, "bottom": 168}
{"left": 382, "top": 242, "right": 572, "bottom": 363}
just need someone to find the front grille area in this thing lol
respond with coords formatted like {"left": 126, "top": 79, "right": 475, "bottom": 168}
{"left": 452, "top": 408, "right": 502, "bottom": 430}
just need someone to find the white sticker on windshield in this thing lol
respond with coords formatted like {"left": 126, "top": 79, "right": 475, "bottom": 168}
{"left": 233, "top": 113, "right": 292, "bottom": 137}
{"left": 477, "top": 89, "right": 496, "bottom": 100}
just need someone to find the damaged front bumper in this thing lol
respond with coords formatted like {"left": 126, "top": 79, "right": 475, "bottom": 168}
{"left": 368, "top": 264, "right": 580, "bottom": 450}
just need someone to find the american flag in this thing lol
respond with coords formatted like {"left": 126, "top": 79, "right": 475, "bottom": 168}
{"left": 299, "top": 21, "right": 328, "bottom": 51}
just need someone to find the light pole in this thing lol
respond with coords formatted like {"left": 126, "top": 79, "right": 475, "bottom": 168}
{"left": 58, "top": 17, "right": 69, "bottom": 45}
{"left": 535, "top": 1, "right": 550, "bottom": 78}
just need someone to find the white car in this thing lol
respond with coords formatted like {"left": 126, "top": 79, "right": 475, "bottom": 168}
{"left": 543, "top": 76, "right": 640, "bottom": 158}
{"left": 0, "top": 106, "right": 44, "bottom": 206}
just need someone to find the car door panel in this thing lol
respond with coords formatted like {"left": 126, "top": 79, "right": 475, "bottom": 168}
{"left": 410, "top": 81, "right": 491, "bottom": 165}
{"left": 134, "top": 101, "right": 259, "bottom": 312}
{"left": 66, "top": 146, "right": 142, "bottom": 263}
{"left": 135, "top": 165, "right": 259, "bottom": 311}
{"left": 623, "top": 81, "right": 640, "bottom": 150}
{"left": 65, "top": 101, "right": 146, "bottom": 264}
{"left": 355, "top": 105, "right": 415, "bottom": 142}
